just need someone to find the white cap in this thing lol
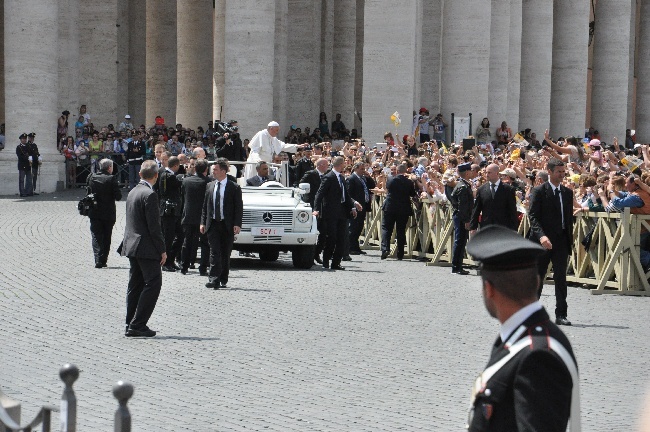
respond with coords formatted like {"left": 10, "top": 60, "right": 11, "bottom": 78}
{"left": 267, "top": 121, "right": 279, "bottom": 127}
{"left": 125, "top": 114, "right": 131, "bottom": 119}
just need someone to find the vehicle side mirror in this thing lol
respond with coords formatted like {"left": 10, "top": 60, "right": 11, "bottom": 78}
{"left": 298, "top": 183, "right": 310, "bottom": 194}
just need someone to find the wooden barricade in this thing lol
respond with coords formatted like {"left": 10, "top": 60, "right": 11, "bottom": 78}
{"left": 360, "top": 197, "right": 649, "bottom": 296}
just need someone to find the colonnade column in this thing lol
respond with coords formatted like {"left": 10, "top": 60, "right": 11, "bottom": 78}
{"left": 286, "top": 0, "right": 321, "bottom": 131}
{"left": 506, "top": 0, "right": 522, "bottom": 131}
{"left": 518, "top": 0, "right": 553, "bottom": 135}
{"left": 419, "top": 0, "right": 442, "bottom": 116}
{"left": 128, "top": 0, "right": 146, "bottom": 126}
{"left": 320, "top": 0, "right": 334, "bottom": 124}
{"left": 273, "top": 0, "right": 289, "bottom": 129}
{"left": 58, "top": 0, "right": 79, "bottom": 120}
{"left": 213, "top": 0, "right": 225, "bottom": 121}
{"left": 353, "top": 0, "right": 364, "bottom": 131}
{"left": 332, "top": 0, "right": 357, "bottom": 130}
{"left": 550, "top": 0, "right": 590, "bottom": 137}
{"left": 2, "top": 0, "right": 61, "bottom": 194}
{"left": 361, "top": 0, "right": 421, "bottom": 144}
{"left": 636, "top": 0, "right": 650, "bottom": 142}
{"left": 590, "top": 0, "right": 634, "bottom": 142}
{"left": 177, "top": 0, "right": 213, "bottom": 127}
{"left": 440, "top": 0, "right": 491, "bottom": 136}
{"left": 224, "top": 0, "right": 276, "bottom": 139}
{"left": 146, "top": 0, "right": 177, "bottom": 126}
{"left": 487, "top": 0, "right": 510, "bottom": 125}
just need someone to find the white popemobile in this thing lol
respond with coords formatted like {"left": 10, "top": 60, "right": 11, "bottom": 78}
{"left": 226, "top": 161, "right": 319, "bottom": 269}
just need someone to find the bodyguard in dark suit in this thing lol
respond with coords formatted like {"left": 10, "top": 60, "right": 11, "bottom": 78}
{"left": 87, "top": 158, "right": 122, "bottom": 268}
{"left": 300, "top": 158, "right": 329, "bottom": 264}
{"left": 246, "top": 161, "right": 271, "bottom": 186}
{"left": 121, "top": 160, "right": 166, "bottom": 337}
{"left": 380, "top": 164, "right": 417, "bottom": 260}
{"left": 347, "top": 162, "right": 372, "bottom": 255}
{"left": 470, "top": 163, "right": 519, "bottom": 231}
{"left": 450, "top": 162, "right": 475, "bottom": 274}
{"left": 200, "top": 158, "right": 243, "bottom": 289}
{"left": 466, "top": 225, "right": 578, "bottom": 432}
{"left": 313, "top": 156, "right": 360, "bottom": 270}
{"left": 158, "top": 156, "right": 183, "bottom": 272}
{"left": 527, "top": 158, "right": 574, "bottom": 326}
{"left": 180, "top": 159, "right": 210, "bottom": 275}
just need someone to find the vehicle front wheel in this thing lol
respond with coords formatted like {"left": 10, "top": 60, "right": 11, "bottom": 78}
{"left": 292, "top": 245, "right": 316, "bottom": 269}
{"left": 259, "top": 250, "right": 280, "bottom": 262}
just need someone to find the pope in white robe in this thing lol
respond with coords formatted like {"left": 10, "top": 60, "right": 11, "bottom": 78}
{"left": 244, "top": 121, "right": 304, "bottom": 179}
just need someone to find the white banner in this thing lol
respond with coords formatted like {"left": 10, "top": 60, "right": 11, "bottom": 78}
{"left": 453, "top": 116, "right": 471, "bottom": 146}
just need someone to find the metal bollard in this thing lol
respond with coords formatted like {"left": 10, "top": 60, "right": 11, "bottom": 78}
{"left": 59, "top": 364, "right": 79, "bottom": 432}
{"left": 112, "top": 381, "right": 133, "bottom": 432}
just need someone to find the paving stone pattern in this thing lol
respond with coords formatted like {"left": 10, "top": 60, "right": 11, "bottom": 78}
{"left": 0, "top": 191, "right": 648, "bottom": 431}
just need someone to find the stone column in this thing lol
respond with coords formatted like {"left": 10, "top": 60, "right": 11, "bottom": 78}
{"left": 1, "top": 0, "right": 61, "bottom": 194}
{"left": 128, "top": 0, "right": 146, "bottom": 126}
{"left": 626, "top": 3, "right": 637, "bottom": 127}
{"left": 518, "top": 0, "right": 553, "bottom": 135}
{"left": 273, "top": 0, "right": 289, "bottom": 129}
{"left": 440, "top": 0, "right": 491, "bottom": 133}
{"left": 177, "top": 0, "right": 213, "bottom": 127}
{"left": 362, "top": 0, "right": 421, "bottom": 144}
{"left": 224, "top": 0, "right": 276, "bottom": 139}
{"left": 636, "top": 0, "right": 650, "bottom": 142}
{"left": 79, "top": 0, "right": 120, "bottom": 127}
{"left": 419, "top": 0, "right": 442, "bottom": 115}
{"left": 506, "top": 0, "right": 522, "bottom": 131}
{"left": 116, "top": 0, "right": 129, "bottom": 123}
{"left": 354, "top": 0, "right": 364, "bottom": 131}
{"left": 591, "top": 0, "right": 634, "bottom": 142}
{"left": 0, "top": 3, "right": 4, "bottom": 124}
{"left": 146, "top": 0, "right": 177, "bottom": 126}
{"left": 550, "top": 0, "right": 590, "bottom": 137}
{"left": 58, "top": 0, "right": 79, "bottom": 119}
{"left": 214, "top": 0, "right": 225, "bottom": 121}
{"left": 487, "top": 0, "right": 510, "bottom": 125}
{"left": 320, "top": 0, "right": 334, "bottom": 125}
{"left": 332, "top": 0, "right": 357, "bottom": 131}
{"left": 286, "top": 0, "right": 321, "bottom": 131}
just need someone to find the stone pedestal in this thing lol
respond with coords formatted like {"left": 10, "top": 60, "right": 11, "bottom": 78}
{"left": 224, "top": 0, "right": 276, "bottom": 139}
{"left": 332, "top": 0, "right": 357, "bottom": 131}
{"left": 440, "top": 0, "right": 491, "bottom": 131}
{"left": 637, "top": 0, "right": 650, "bottom": 142}
{"left": 1, "top": 0, "right": 62, "bottom": 195}
{"left": 146, "top": 0, "right": 177, "bottom": 126}
{"left": 177, "top": 0, "right": 213, "bottom": 127}
{"left": 362, "top": 0, "right": 421, "bottom": 144}
{"left": 591, "top": 0, "right": 634, "bottom": 141}
{"left": 519, "top": 0, "right": 553, "bottom": 135}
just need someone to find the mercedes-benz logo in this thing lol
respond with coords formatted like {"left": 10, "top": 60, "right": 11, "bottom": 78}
{"left": 262, "top": 212, "right": 273, "bottom": 223}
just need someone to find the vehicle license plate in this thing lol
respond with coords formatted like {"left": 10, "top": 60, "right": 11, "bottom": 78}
{"left": 252, "top": 227, "right": 284, "bottom": 235}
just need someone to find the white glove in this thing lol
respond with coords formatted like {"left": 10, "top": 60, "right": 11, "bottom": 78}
{"left": 28, "top": 156, "right": 33, "bottom": 162}
{"left": 38, "top": 156, "right": 42, "bottom": 162}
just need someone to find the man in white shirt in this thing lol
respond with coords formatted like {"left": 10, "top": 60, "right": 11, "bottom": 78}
{"left": 243, "top": 121, "right": 306, "bottom": 179}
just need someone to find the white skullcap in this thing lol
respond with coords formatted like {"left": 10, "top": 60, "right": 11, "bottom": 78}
{"left": 267, "top": 121, "right": 280, "bottom": 127}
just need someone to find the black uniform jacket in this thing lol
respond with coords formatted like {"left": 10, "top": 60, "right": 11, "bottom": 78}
{"left": 181, "top": 174, "right": 210, "bottom": 226}
{"left": 527, "top": 182, "right": 574, "bottom": 245}
{"left": 87, "top": 172, "right": 122, "bottom": 222}
{"left": 121, "top": 182, "right": 166, "bottom": 260}
{"left": 470, "top": 181, "right": 519, "bottom": 230}
{"left": 382, "top": 174, "right": 417, "bottom": 216}
{"left": 451, "top": 178, "right": 474, "bottom": 223}
{"left": 468, "top": 308, "right": 576, "bottom": 432}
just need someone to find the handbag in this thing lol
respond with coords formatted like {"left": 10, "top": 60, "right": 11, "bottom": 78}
{"left": 581, "top": 224, "right": 596, "bottom": 251}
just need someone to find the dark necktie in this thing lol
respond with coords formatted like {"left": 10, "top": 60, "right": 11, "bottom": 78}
{"left": 214, "top": 181, "right": 221, "bottom": 220}
{"left": 490, "top": 183, "right": 496, "bottom": 198}
{"left": 338, "top": 175, "right": 345, "bottom": 203}
{"left": 359, "top": 174, "right": 369, "bottom": 202}
{"left": 555, "top": 188, "right": 564, "bottom": 228}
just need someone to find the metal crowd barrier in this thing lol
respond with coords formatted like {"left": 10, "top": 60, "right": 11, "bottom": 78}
{"left": 360, "top": 196, "right": 650, "bottom": 296}
{"left": 0, "top": 364, "right": 133, "bottom": 432}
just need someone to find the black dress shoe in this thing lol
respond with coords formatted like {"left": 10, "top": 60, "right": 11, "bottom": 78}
{"left": 205, "top": 281, "right": 217, "bottom": 288}
{"left": 331, "top": 264, "right": 345, "bottom": 270}
{"left": 125, "top": 325, "right": 129, "bottom": 336}
{"left": 380, "top": 251, "right": 389, "bottom": 260}
{"left": 342, "top": 256, "right": 352, "bottom": 261}
{"left": 396, "top": 255, "right": 404, "bottom": 261}
{"left": 358, "top": 250, "right": 367, "bottom": 255}
{"left": 219, "top": 281, "right": 227, "bottom": 288}
{"left": 199, "top": 271, "right": 209, "bottom": 277}
{"left": 349, "top": 250, "right": 361, "bottom": 255}
{"left": 171, "top": 264, "right": 181, "bottom": 271}
{"left": 32, "top": 193, "right": 39, "bottom": 196}
{"left": 162, "top": 266, "right": 176, "bottom": 272}
{"left": 101, "top": 263, "right": 107, "bottom": 268}
{"left": 322, "top": 261, "right": 330, "bottom": 269}
{"left": 555, "top": 316, "right": 572, "bottom": 326}
{"left": 314, "top": 255, "right": 323, "bottom": 264}
{"left": 95, "top": 263, "right": 103, "bottom": 268}
{"left": 180, "top": 268, "right": 188, "bottom": 275}
{"left": 452, "top": 269, "right": 470, "bottom": 275}
{"left": 125, "top": 327, "right": 156, "bottom": 337}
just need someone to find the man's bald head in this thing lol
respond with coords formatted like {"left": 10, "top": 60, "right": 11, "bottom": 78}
{"left": 315, "top": 158, "right": 329, "bottom": 174}
{"left": 486, "top": 163, "right": 500, "bottom": 183}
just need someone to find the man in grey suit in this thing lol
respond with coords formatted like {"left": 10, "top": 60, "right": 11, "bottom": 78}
{"left": 121, "top": 160, "right": 166, "bottom": 337}
{"left": 246, "top": 161, "right": 271, "bottom": 186}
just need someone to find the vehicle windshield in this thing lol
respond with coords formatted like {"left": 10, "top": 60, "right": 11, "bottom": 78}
{"left": 241, "top": 187, "right": 295, "bottom": 196}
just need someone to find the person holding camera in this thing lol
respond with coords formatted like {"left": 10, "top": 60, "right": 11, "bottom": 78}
{"left": 87, "top": 158, "right": 122, "bottom": 268}
{"left": 158, "top": 156, "right": 183, "bottom": 272}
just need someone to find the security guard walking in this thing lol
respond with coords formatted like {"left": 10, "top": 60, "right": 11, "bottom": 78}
{"left": 450, "top": 162, "right": 474, "bottom": 274}
{"left": 465, "top": 225, "right": 579, "bottom": 431}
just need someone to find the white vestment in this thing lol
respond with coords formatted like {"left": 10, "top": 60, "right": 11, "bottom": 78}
{"left": 244, "top": 129, "right": 299, "bottom": 179}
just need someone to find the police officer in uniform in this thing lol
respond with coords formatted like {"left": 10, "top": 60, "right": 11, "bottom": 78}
{"left": 294, "top": 145, "right": 315, "bottom": 186}
{"left": 158, "top": 156, "right": 183, "bottom": 272}
{"left": 126, "top": 131, "right": 146, "bottom": 190}
{"left": 16, "top": 133, "right": 33, "bottom": 197}
{"left": 465, "top": 225, "right": 579, "bottom": 431}
{"left": 450, "top": 162, "right": 474, "bottom": 274}
{"left": 27, "top": 133, "right": 41, "bottom": 194}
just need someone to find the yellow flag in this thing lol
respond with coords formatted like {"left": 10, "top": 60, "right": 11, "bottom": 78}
{"left": 509, "top": 148, "right": 520, "bottom": 160}
{"left": 513, "top": 133, "right": 524, "bottom": 143}
{"left": 390, "top": 111, "right": 401, "bottom": 126}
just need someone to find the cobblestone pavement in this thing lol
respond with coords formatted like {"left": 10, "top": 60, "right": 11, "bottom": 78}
{"left": 0, "top": 190, "right": 649, "bottom": 431}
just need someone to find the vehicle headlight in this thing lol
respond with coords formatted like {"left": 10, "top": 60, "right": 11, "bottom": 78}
{"left": 296, "top": 211, "right": 310, "bottom": 223}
